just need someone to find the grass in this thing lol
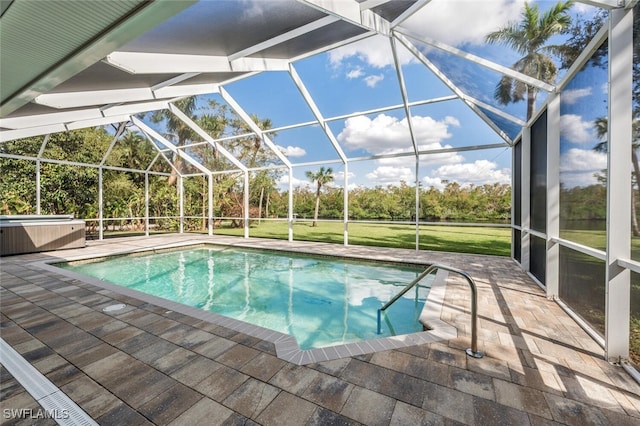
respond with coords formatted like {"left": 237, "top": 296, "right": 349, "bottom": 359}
{"left": 211, "top": 221, "right": 512, "bottom": 257}
{"left": 559, "top": 230, "right": 607, "bottom": 251}
{"left": 559, "top": 229, "right": 640, "bottom": 259}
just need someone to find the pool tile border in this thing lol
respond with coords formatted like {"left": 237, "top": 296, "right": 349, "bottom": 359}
{"left": 34, "top": 240, "right": 457, "bottom": 365}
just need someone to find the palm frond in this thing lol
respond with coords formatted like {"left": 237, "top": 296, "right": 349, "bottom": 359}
{"left": 494, "top": 76, "right": 515, "bottom": 105}
{"left": 486, "top": 25, "right": 529, "bottom": 55}
{"left": 512, "top": 79, "right": 528, "bottom": 103}
{"left": 484, "top": 0, "right": 573, "bottom": 119}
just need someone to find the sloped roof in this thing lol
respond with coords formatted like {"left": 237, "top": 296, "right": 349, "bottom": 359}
{"left": 0, "top": 0, "right": 619, "bottom": 152}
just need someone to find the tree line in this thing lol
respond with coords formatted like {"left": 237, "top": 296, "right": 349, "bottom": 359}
{"left": 0, "top": 126, "right": 514, "bottom": 229}
{"left": 2, "top": 124, "right": 617, "bottom": 229}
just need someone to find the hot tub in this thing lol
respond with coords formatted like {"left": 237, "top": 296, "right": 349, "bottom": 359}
{"left": 0, "top": 215, "right": 85, "bottom": 256}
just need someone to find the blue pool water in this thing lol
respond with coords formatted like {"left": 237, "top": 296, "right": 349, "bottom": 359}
{"left": 60, "top": 247, "right": 431, "bottom": 349}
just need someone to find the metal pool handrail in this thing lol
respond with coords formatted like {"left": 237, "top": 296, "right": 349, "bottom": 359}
{"left": 377, "top": 263, "right": 483, "bottom": 359}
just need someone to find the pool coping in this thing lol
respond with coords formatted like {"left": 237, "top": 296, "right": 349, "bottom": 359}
{"left": 34, "top": 240, "right": 457, "bottom": 365}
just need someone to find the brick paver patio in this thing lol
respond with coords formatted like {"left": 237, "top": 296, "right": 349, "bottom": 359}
{"left": 2, "top": 234, "right": 640, "bottom": 425}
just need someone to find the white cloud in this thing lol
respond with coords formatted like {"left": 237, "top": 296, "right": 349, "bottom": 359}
{"left": 560, "top": 114, "right": 596, "bottom": 144}
{"left": 329, "top": 35, "right": 414, "bottom": 68}
{"left": 278, "top": 145, "right": 306, "bottom": 157}
{"left": 372, "top": 148, "right": 464, "bottom": 171}
{"left": 560, "top": 148, "right": 607, "bottom": 173}
{"left": 422, "top": 176, "right": 446, "bottom": 191}
{"left": 402, "top": 0, "right": 525, "bottom": 47}
{"left": 327, "top": 170, "right": 360, "bottom": 190}
{"left": 277, "top": 174, "right": 310, "bottom": 190}
{"left": 561, "top": 87, "right": 592, "bottom": 105}
{"left": 337, "top": 113, "right": 464, "bottom": 182}
{"left": 332, "top": 170, "right": 355, "bottom": 182}
{"left": 417, "top": 149, "right": 465, "bottom": 166}
{"left": 338, "top": 114, "right": 409, "bottom": 153}
{"left": 366, "top": 166, "right": 414, "bottom": 186}
{"left": 572, "top": 1, "right": 597, "bottom": 14}
{"left": 413, "top": 115, "right": 460, "bottom": 144}
{"left": 601, "top": 82, "right": 608, "bottom": 94}
{"left": 337, "top": 113, "right": 459, "bottom": 155}
{"left": 364, "top": 158, "right": 512, "bottom": 188}
{"left": 346, "top": 67, "right": 364, "bottom": 79}
{"left": 560, "top": 148, "right": 608, "bottom": 187}
{"left": 423, "top": 160, "right": 511, "bottom": 188}
{"left": 364, "top": 74, "right": 384, "bottom": 88}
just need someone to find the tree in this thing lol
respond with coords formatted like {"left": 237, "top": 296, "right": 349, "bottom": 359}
{"left": 229, "top": 114, "right": 274, "bottom": 168}
{"left": 593, "top": 117, "right": 640, "bottom": 236}
{"left": 557, "top": 8, "right": 607, "bottom": 70}
{"left": 305, "top": 167, "right": 334, "bottom": 227}
{"left": 114, "top": 130, "right": 157, "bottom": 185}
{"left": 150, "top": 97, "right": 197, "bottom": 186}
{"left": 485, "top": 1, "right": 574, "bottom": 120}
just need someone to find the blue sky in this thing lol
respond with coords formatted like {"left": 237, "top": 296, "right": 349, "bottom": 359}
{"left": 220, "top": 34, "right": 513, "bottom": 190}
{"left": 559, "top": 42, "right": 609, "bottom": 188}
{"left": 140, "top": 0, "right": 605, "bottom": 191}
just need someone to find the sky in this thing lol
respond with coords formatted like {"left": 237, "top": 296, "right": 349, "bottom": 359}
{"left": 140, "top": 0, "right": 606, "bottom": 191}
{"left": 559, "top": 43, "right": 610, "bottom": 189}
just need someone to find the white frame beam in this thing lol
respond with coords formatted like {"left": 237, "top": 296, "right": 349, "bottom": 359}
{"left": 288, "top": 63, "right": 350, "bottom": 244}
{"left": 0, "top": 124, "right": 67, "bottom": 143}
{"left": 394, "top": 32, "right": 514, "bottom": 145}
{"left": 546, "top": 94, "right": 561, "bottom": 298}
{"left": 555, "top": 24, "right": 609, "bottom": 94}
{"left": 230, "top": 15, "right": 341, "bottom": 61}
{"left": 298, "top": 0, "right": 390, "bottom": 35}
{"left": 0, "top": 109, "right": 101, "bottom": 130}
{"left": 288, "top": 65, "right": 348, "bottom": 163}
{"left": 132, "top": 116, "right": 212, "bottom": 176}
{"left": 35, "top": 88, "right": 153, "bottom": 109}
{"left": 208, "top": 173, "right": 214, "bottom": 236}
{"left": 35, "top": 134, "right": 50, "bottom": 215}
{"left": 390, "top": 0, "right": 432, "bottom": 28}
{"left": 168, "top": 103, "right": 248, "bottom": 172}
{"left": 390, "top": 36, "right": 421, "bottom": 250}
{"left": 179, "top": 176, "right": 184, "bottom": 233}
{"left": 390, "top": 37, "right": 418, "bottom": 156}
{"left": 520, "top": 127, "right": 532, "bottom": 273}
{"left": 99, "top": 122, "right": 128, "bottom": 167}
{"left": 576, "top": 0, "right": 627, "bottom": 9}
{"left": 396, "top": 29, "right": 556, "bottom": 93}
{"left": 605, "top": 7, "right": 632, "bottom": 362}
{"left": 219, "top": 87, "right": 292, "bottom": 168}
{"left": 244, "top": 172, "right": 250, "bottom": 238}
{"left": 105, "top": 52, "right": 292, "bottom": 74}
{"left": 145, "top": 173, "right": 150, "bottom": 237}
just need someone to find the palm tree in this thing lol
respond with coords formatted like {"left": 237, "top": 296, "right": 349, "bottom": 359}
{"left": 230, "top": 113, "right": 274, "bottom": 168}
{"left": 150, "top": 96, "right": 197, "bottom": 186}
{"left": 485, "top": 1, "right": 573, "bottom": 120}
{"left": 227, "top": 113, "right": 277, "bottom": 223}
{"left": 117, "top": 130, "right": 158, "bottom": 182}
{"left": 305, "top": 167, "right": 334, "bottom": 227}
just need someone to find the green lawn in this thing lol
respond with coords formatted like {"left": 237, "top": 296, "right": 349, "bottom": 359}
{"left": 560, "top": 229, "right": 640, "bottom": 259}
{"left": 211, "top": 221, "right": 512, "bottom": 256}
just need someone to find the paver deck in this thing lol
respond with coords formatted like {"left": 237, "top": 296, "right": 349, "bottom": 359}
{"left": 2, "top": 234, "right": 640, "bottom": 425}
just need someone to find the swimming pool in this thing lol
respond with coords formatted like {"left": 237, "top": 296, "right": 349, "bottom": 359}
{"left": 60, "top": 246, "right": 432, "bottom": 349}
